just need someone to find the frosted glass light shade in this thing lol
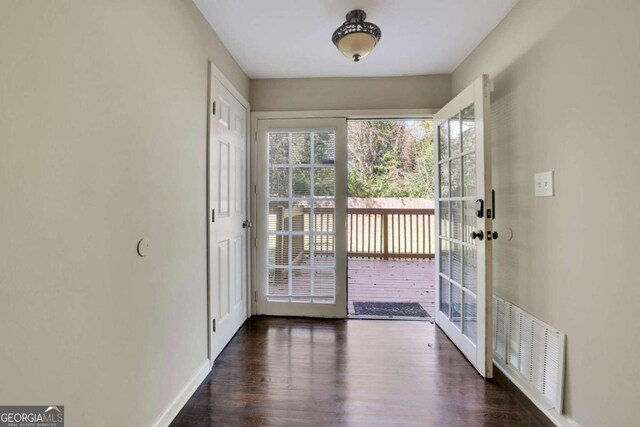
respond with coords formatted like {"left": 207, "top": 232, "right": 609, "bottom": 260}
{"left": 337, "top": 32, "right": 377, "bottom": 62}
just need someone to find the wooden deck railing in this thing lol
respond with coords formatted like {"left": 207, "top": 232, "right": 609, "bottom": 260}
{"left": 347, "top": 208, "right": 435, "bottom": 260}
{"left": 270, "top": 206, "right": 435, "bottom": 263}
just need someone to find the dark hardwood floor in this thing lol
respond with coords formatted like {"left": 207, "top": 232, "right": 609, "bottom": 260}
{"left": 171, "top": 317, "right": 549, "bottom": 427}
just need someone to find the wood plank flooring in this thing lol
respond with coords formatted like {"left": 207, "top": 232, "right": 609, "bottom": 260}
{"left": 171, "top": 317, "right": 548, "bottom": 427}
{"left": 348, "top": 259, "right": 435, "bottom": 317}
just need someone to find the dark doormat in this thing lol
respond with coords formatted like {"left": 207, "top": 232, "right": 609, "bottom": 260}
{"left": 353, "top": 302, "right": 430, "bottom": 318}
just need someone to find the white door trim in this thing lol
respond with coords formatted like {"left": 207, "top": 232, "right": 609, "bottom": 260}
{"left": 207, "top": 61, "right": 251, "bottom": 363}
{"left": 250, "top": 108, "right": 437, "bottom": 316}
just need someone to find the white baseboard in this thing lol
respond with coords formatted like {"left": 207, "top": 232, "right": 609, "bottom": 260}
{"left": 151, "top": 359, "right": 212, "bottom": 427}
{"left": 494, "top": 362, "right": 580, "bottom": 427}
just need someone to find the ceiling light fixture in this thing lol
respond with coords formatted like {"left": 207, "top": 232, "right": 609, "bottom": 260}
{"left": 332, "top": 9, "right": 382, "bottom": 62}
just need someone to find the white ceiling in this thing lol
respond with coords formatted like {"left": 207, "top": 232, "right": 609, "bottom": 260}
{"left": 193, "top": 0, "right": 519, "bottom": 79}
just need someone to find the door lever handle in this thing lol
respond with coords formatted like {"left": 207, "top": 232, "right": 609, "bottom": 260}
{"left": 470, "top": 230, "right": 484, "bottom": 241}
{"left": 242, "top": 220, "right": 252, "bottom": 229}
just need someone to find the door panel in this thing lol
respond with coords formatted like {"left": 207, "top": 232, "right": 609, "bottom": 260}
{"left": 435, "top": 75, "right": 493, "bottom": 377}
{"left": 257, "top": 118, "right": 347, "bottom": 317}
{"left": 208, "top": 69, "right": 249, "bottom": 362}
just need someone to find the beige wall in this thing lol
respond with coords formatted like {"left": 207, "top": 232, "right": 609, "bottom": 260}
{"left": 251, "top": 75, "right": 451, "bottom": 111}
{"left": 453, "top": 0, "right": 640, "bottom": 425}
{"left": 0, "top": 1, "right": 248, "bottom": 426}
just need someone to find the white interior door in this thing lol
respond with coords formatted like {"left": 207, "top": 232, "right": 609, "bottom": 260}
{"left": 256, "top": 118, "right": 347, "bottom": 317}
{"left": 435, "top": 75, "right": 493, "bottom": 377}
{"left": 208, "top": 69, "right": 249, "bottom": 362}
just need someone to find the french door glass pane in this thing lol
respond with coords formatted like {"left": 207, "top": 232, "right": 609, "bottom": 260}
{"left": 451, "top": 201, "right": 462, "bottom": 241}
{"left": 463, "top": 245, "right": 477, "bottom": 293}
{"left": 461, "top": 105, "right": 475, "bottom": 152}
{"left": 268, "top": 201, "right": 289, "bottom": 232}
{"left": 267, "top": 130, "right": 336, "bottom": 303}
{"left": 439, "top": 162, "right": 450, "bottom": 197}
{"left": 291, "top": 132, "right": 311, "bottom": 164}
{"left": 439, "top": 201, "right": 450, "bottom": 238}
{"left": 450, "top": 158, "right": 462, "bottom": 197}
{"left": 451, "top": 284, "right": 462, "bottom": 329}
{"left": 463, "top": 200, "right": 476, "bottom": 244}
{"left": 438, "top": 121, "right": 449, "bottom": 160}
{"left": 451, "top": 242, "right": 462, "bottom": 283}
{"left": 269, "top": 133, "right": 289, "bottom": 163}
{"left": 463, "top": 154, "right": 476, "bottom": 197}
{"left": 269, "top": 168, "right": 288, "bottom": 197}
{"left": 449, "top": 114, "right": 461, "bottom": 156}
{"left": 440, "top": 277, "right": 450, "bottom": 317}
{"left": 463, "top": 292, "right": 477, "bottom": 344}
{"left": 440, "top": 238, "right": 450, "bottom": 278}
{"left": 292, "top": 168, "right": 311, "bottom": 197}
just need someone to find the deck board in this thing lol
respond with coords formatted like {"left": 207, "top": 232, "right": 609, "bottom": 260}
{"left": 347, "top": 258, "right": 435, "bottom": 317}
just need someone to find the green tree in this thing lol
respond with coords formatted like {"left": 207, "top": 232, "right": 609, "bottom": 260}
{"left": 347, "top": 120, "right": 434, "bottom": 199}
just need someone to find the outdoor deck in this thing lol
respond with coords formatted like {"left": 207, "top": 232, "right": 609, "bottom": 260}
{"left": 347, "top": 258, "right": 435, "bottom": 318}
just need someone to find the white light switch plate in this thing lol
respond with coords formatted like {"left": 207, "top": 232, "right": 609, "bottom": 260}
{"left": 534, "top": 171, "right": 554, "bottom": 197}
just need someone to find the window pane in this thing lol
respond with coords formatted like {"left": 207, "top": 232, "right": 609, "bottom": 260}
{"left": 269, "top": 167, "right": 289, "bottom": 197}
{"left": 268, "top": 201, "right": 289, "bottom": 232}
{"left": 438, "top": 121, "right": 449, "bottom": 160}
{"left": 269, "top": 132, "right": 289, "bottom": 164}
{"left": 440, "top": 277, "right": 450, "bottom": 317}
{"left": 439, "top": 162, "right": 450, "bottom": 197}
{"left": 451, "top": 242, "right": 462, "bottom": 283}
{"left": 439, "top": 201, "right": 450, "bottom": 238}
{"left": 451, "top": 284, "right": 462, "bottom": 330}
{"left": 463, "top": 292, "right": 477, "bottom": 344}
{"left": 314, "top": 167, "right": 335, "bottom": 197}
{"left": 440, "top": 238, "right": 450, "bottom": 278}
{"left": 463, "top": 153, "right": 476, "bottom": 197}
{"left": 463, "top": 245, "right": 477, "bottom": 293}
{"left": 292, "top": 168, "right": 311, "bottom": 197}
{"left": 463, "top": 200, "right": 476, "bottom": 245}
{"left": 451, "top": 201, "right": 462, "bottom": 241}
{"left": 461, "top": 104, "right": 475, "bottom": 153}
{"left": 450, "top": 158, "right": 461, "bottom": 197}
{"left": 291, "top": 132, "right": 311, "bottom": 164}
{"left": 313, "top": 200, "right": 335, "bottom": 233}
{"left": 449, "top": 114, "right": 461, "bottom": 156}
{"left": 268, "top": 268, "right": 289, "bottom": 296}
{"left": 314, "top": 132, "right": 335, "bottom": 164}
{"left": 268, "top": 234, "right": 289, "bottom": 266}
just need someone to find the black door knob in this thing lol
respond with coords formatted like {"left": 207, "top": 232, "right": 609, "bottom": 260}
{"left": 471, "top": 230, "right": 484, "bottom": 241}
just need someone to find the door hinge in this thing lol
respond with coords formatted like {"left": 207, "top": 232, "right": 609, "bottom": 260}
{"left": 212, "top": 101, "right": 216, "bottom": 115}
{"left": 212, "top": 319, "right": 216, "bottom": 332}
{"left": 254, "top": 184, "right": 257, "bottom": 194}
{"left": 254, "top": 291, "right": 257, "bottom": 302}
{"left": 254, "top": 237, "right": 257, "bottom": 247}
{"left": 211, "top": 208, "right": 215, "bottom": 223}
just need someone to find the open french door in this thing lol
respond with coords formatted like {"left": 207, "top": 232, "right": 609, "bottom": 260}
{"left": 435, "top": 75, "right": 493, "bottom": 377}
{"left": 256, "top": 118, "right": 347, "bottom": 317}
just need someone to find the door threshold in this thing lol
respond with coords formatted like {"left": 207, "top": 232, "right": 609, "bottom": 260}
{"left": 348, "top": 315, "right": 434, "bottom": 322}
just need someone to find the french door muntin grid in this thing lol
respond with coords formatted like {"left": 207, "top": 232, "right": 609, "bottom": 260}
{"left": 267, "top": 129, "right": 336, "bottom": 303}
{"left": 438, "top": 105, "right": 478, "bottom": 344}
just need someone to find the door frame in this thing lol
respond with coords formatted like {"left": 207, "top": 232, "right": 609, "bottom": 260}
{"left": 250, "top": 109, "right": 437, "bottom": 316}
{"left": 207, "top": 61, "right": 251, "bottom": 365}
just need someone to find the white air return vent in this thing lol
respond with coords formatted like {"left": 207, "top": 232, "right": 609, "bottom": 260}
{"left": 493, "top": 295, "right": 566, "bottom": 413}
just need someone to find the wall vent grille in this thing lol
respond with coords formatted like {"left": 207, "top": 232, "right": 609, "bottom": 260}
{"left": 493, "top": 295, "right": 566, "bottom": 412}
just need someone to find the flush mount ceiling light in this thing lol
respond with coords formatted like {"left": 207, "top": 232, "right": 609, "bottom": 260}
{"left": 332, "top": 9, "right": 382, "bottom": 62}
